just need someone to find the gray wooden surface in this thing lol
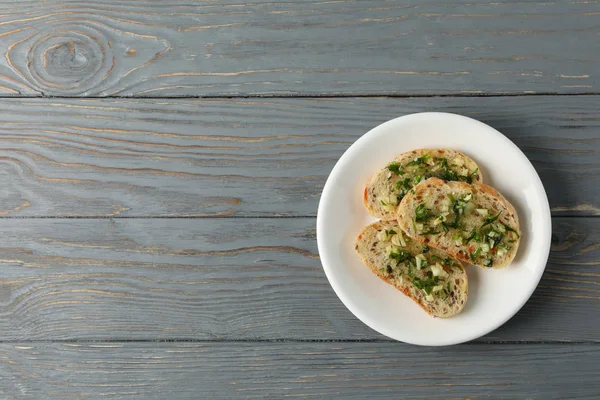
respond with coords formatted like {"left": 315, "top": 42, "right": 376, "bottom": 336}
{"left": 0, "top": 1, "right": 599, "bottom": 399}
{"left": 0, "top": 1, "right": 598, "bottom": 96}
{"left": 0, "top": 217, "right": 598, "bottom": 342}
{"left": 0, "top": 97, "right": 595, "bottom": 216}
{"left": 2, "top": 342, "right": 599, "bottom": 399}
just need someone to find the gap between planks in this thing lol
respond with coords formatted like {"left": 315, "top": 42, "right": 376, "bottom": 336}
{"left": 0, "top": 339, "right": 595, "bottom": 345}
{"left": 0, "top": 215, "right": 595, "bottom": 219}
{"left": 0, "top": 92, "right": 598, "bottom": 100}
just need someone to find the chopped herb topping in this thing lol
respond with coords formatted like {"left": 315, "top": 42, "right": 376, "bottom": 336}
{"left": 422, "top": 244, "right": 430, "bottom": 253}
{"left": 387, "top": 162, "right": 403, "bottom": 175}
{"left": 441, "top": 257, "right": 461, "bottom": 268}
{"left": 396, "top": 178, "right": 411, "bottom": 191}
{"left": 389, "top": 249, "right": 411, "bottom": 263}
{"left": 415, "top": 203, "right": 434, "bottom": 222}
{"left": 434, "top": 158, "right": 478, "bottom": 183}
{"left": 464, "top": 227, "right": 479, "bottom": 243}
{"left": 412, "top": 275, "right": 440, "bottom": 295}
{"left": 483, "top": 258, "right": 494, "bottom": 268}
{"left": 481, "top": 211, "right": 502, "bottom": 228}
{"left": 469, "top": 247, "right": 482, "bottom": 263}
{"left": 497, "top": 242, "right": 512, "bottom": 251}
{"left": 484, "top": 226, "right": 504, "bottom": 248}
{"left": 407, "top": 260, "right": 416, "bottom": 279}
{"left": 465, "top": 168, "right": 479, "bottom": 184}
{"left": 386, "top": 265, "right": 393, "bottom": 274}
{"left": 406, "top": 154, "right": 431, "bottom": 167}
{"left": 444, "top": 192, "right": 471, "bottom": 229}
{"left": 415, "top": 254, "right": 428, "bottom": 270}
{"left": 395, "top": 178, "right": 413, "bottom": 202}
{"left": 503, "top": 224, "right": 520, "bottom": 238}
{"left": 438, "top": 157, "right": 458, "bottom": 181}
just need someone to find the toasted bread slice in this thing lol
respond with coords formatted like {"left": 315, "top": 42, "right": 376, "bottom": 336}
{"left": 364, "top": 149, "right": 482, "bottom": 220}
{"left": 354, "top": 220, "right": 468, "bottom": 318}
{"left": 397, "top": 178, "right": 520, "bottom": 269}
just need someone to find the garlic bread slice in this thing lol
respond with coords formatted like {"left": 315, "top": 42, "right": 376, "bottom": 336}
{"left": 364, "top": 149, "right": 482, "bottom": 220}
{"left": 354, "top": 220, "right": 468, "bottom": 318}
{"left": 397, "top": 178, "right": 520, "bottom": 269}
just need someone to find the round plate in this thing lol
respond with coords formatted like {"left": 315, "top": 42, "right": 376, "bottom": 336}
{"left": 316, "top": 112, "right": 551, "bottom": 346}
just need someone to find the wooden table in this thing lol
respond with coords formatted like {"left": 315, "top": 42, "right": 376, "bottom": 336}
{"left": 0, "top": 1, "right": 599, "bottom": 398}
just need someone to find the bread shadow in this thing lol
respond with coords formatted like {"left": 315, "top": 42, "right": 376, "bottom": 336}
{"left": 504, "top": 193, "right": 529, "bottom": 266}
{"left": 475, "top": 114, "right": 563, "bottom": 265}
{"left": 461, "top": 264, "right": 480, "bottom": 315}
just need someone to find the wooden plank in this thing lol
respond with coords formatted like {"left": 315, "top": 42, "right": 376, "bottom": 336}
{"left": 0, "top": 1, "right": 598, "bottom": 96}
{"left": 0, "top": 97, "right": 596, "bottom": 217}
{"left": 1, "top": 342, "right": 598, "bottom": 399}
{"left": 1, "top": 217, "right": 599, "bottom": 342}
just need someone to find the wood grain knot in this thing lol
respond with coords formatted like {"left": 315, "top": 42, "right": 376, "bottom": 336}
{"left": 16, "top": 26, "right": 114, "bottom": 95}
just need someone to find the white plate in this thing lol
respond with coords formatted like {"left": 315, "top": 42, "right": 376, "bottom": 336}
{"left": 317, "top": 112, "right": 551, "bottom": 346}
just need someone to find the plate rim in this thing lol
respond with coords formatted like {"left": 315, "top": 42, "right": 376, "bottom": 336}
{"left": 316, "top": 111, "right": 552, "bottom": 346}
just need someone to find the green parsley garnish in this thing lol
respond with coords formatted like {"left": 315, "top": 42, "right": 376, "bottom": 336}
{"left": 387, "top": 162, "right": 403, "bottom": 175}
{"left": 445, "top": 192, "right": 471, "bottom": 229}
{"left": 407, "top": 259, "right": 416, "bottom": 278}
{"left": 396, "top": 178, "right": 411, "bottom": 191}
{"left": 503, "top": 224, "right": 520, "bottom": 239}
{"left": 441, "top": 257, "right": 460, "bottom": 268}
{"left": 395, "top": 178, "right": 412, "bottom": 202}
{"left": 498, "top": 242, "right": 512, "bottom": 250}
{"left": 465, "top": 168, "right": 479, "bottom": 184}
{"left": 469, "top": 247, "right": 482, "bottom": 262}
{"left": 481, "top": 211, "right": 502, "bottom": 228}
{"left": 435, "top": 158, "right": 478, "bottom": 183}
{"left": 415, "top": 203, "right": 434, "bottom": 222}
{"left": 484, "top": 226, "right": 504, "bottom": 248}
{"left": 389, "top": 250, "right": 411, "bottom": 263}
{"left": 438, "top": 157, "right": 458, "bottom": 181}
{"left": 412, "top": 275, "right": 440, "bottom": 295}
{"left": 406, "top": 154, "right": 431, "bottom": 167}
{"left": 465, "top": 227, "right": 480, "bottom": 243}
